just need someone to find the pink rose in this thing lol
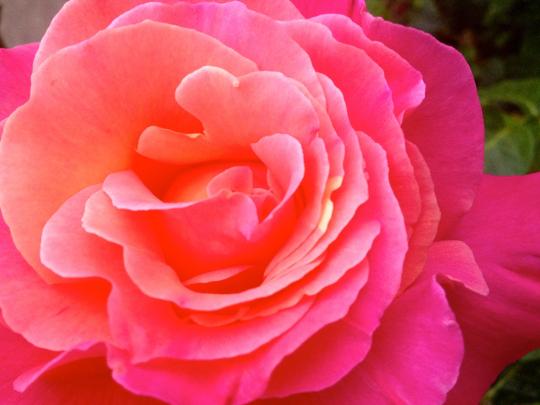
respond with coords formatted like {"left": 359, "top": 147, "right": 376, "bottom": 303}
{"left": 0, "top": 0, "right": 539, "bottom": 403}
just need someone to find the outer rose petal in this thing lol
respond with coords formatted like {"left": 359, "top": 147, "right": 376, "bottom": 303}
{"left": 34, "top": 0, "right": 303, "bottom": 67}
{"left": 259, "top": 275, "right": 463, "bottom": 404}
{"left": 108, "top": 263, "right": 369, "bottom": 405}
{"left": 359, "top": 13, "right": 484, "bottom": 235}
{"left": 0, "top": 320, "right": 55, "bottom": 403}
{"left": 14, "top": 354, "right": 160, "bottom": 404}
{"left": 423, "top": 240, "right": 488, "bottom": 296}
{"left": 108, "top": 1, "right": 325, "bottom": 104}
{"left": 0, "top": 214, "right": 110, "bottom": 352}
{"left": 0, "top": 43, "right": 37, "bottom": 121}
{"left": 445, "top": 174, "right": 540, "bottom": 405}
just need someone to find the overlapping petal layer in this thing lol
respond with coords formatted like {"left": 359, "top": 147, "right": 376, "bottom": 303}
{"left": 0, "top": 1, "right": 534, "bottom": 404}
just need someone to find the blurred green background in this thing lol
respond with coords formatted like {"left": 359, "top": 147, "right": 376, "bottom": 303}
{"left": 1, "top": 0, "right": 539, "bottom": 403}
{"left": 367, "top": 1, "right": 540, "bottom": 403}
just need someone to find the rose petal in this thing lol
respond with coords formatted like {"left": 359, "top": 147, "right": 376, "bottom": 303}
{"left": 424, "top": 240, "right": 488, "bottom": 296}
{"left": 0, "top": 43, "right": 37, "bottom": 121}
{"left": 108, "top": 1, "right": 324, "bottom": 103}
{"left": 445, "top": 174, "right": 540, "bottom": 404}
{"left": 260, "top": 132, "right": 407, "bottom": 398}
{"left": 14, "top": 343, "right": 104, "bottom": 392}
{"left": 108, "top": 261, "right": 369, "bottom": 405}
{"left": 0, "top": 214, "right": 110, "bottom": 352}
{"left": 0, "top": 21, "right": 256, "bottom": 280}
{"left": 314, "top": 14, "right": 425, "bottom": 120}
{"left": 18, "top": 356, "right": 159, "bottom": 404}
{"left": 0, "top": 320, "right": 55, "bottom": 403}
{"left": 34, "top": 0, "right": 302, "bottom": 68}
{"left": 266, "top": 275, "right": 463, "bottom": 404}
{"left": 399, "top": 141, "right": 440, "bottom": 290}
{"left": 289, "top": 0, "right": 359, "bottom": 18}
{"left": 284, "top": 19, "right": 421, "bottom": 240}
{"left": 360, "top": 13, "right": 484, "bottom": 235}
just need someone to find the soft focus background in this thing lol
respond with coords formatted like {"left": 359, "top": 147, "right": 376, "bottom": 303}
{"left": 1, "top": 0, "right": 539, "bottom": 403}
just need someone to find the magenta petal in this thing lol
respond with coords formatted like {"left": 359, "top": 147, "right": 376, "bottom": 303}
{"left": 424, "top": 240, "right": 488, "bottom": 296}
{"left": 270, "top": 276, "right": 463, "bottom": 404}
{"left": 445, "top": 174, "right": 540, "bottom": 404}
{"left": 315, "top": 14, "right": 425, "bottom": 120}
{"left": 0, "top": 213, "right": 110, "bottom": 352}
{"left": 290, "top": 0, "right": 363, "bottom": 18}
{"left": 0, "top": 321, "right": 55, "bottom": 402}
{"left": 14, "top": 343, "right": 104, "bottom": 392}
{"left": 0, "top": 43, "right": 37, "bottom": 121}
{"left": 360, "top": 13, "right": 484, "bottom": 235}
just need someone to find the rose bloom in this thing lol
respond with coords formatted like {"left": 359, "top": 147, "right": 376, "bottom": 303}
{"left": 0, "top": 0, "right": 539, "bottom": 404}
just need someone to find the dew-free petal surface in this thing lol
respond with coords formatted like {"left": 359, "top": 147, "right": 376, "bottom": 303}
{"left": 34, "top": 0, "right": 303, "bottom": 67}
{"left": 0, "top": 214, "right": 110, "bottom": 352}
{"left": 0, "top": 43, "right": 37, "bottom": 121}
{"left": 0, "top": 21, "right": 256, "bottom": 280}
{"left": 360, "top": 13, "right": 484, "bottom": 235}
{"left": 263, "top": 275, "right": 463, "bottom": 404}
{"left": 445, "top": 174, "right": 540, "bottom": 405}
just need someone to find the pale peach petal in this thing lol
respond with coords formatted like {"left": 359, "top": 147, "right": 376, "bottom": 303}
{"left": 0, "top": 21, "right": 256, "bottom": 280}
{"left": 108, "top": 1, "right": 324, "bottom": 103}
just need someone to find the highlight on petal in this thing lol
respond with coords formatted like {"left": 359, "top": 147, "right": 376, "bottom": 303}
{"left": 445, "top": 174, "right": 540, "bottom": 405}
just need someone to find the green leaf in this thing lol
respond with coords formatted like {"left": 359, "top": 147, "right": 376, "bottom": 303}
{"left": 480, "top": 79, "right": 540, "bottom": 117}
{"left": 482, "top": 349, "right": 540, "bottom": 405}
{"left": 365, "top": 0, "right": 387, "bottom": 17}
{"left": 481, "top": 79, "right": 540, "bottom": 175}
{"left": 484, "top": 116, "right": 537, "bottom": 175}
